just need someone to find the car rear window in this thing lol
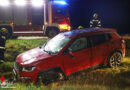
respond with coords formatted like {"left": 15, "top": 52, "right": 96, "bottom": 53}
{"left": 89, "top": 34, "right": 108, "bottom": 46}
{"left": 105, "top": 33, "right": 112, "bottom": 41}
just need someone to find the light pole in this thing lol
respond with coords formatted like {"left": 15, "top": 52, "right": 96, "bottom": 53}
{"left": 43, "top": 0, "right": 47, "bottom": 33}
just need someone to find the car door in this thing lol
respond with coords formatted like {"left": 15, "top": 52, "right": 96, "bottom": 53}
{"left": 89, "top": 34, "right": 112, "bottom": 66}
{"left": 62, "top": 37, "right": 91, "bottom": 75}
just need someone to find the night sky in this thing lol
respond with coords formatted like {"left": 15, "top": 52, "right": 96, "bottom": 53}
{"left": 68, "top": 0, "right": 130, "bottom": 34}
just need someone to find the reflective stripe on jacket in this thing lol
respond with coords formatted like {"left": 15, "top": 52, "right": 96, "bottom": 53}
{"left": 0, "top": 46, "right": 5, "bottom": 49}
{"left": 90, "top": 19, "right": 101, "bottom": 28}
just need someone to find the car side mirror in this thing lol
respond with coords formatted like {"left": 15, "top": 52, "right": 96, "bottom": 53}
{"left": 68, "top": 50, "right": 74, "bottom": 58}
{"left": 68, "top": 50, "right": 73, "bottom": 55}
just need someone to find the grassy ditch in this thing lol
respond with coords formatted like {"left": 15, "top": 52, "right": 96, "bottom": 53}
{"left": 5, "top": 39, "right": 48, "bottom": 61}
{"left": 1, "top": 39, "right": 48, "bottom": 79}
{"left": 0, "top": 39, "right": 130, "bottom": 89}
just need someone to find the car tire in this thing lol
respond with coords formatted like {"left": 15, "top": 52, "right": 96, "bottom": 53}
{"left": 47, "top": 29, "right": 58, "bottom": 38}
{"left": 37, "top": 72, "right": 51, "bottom": 85}
{"left": 56, "top": 71, "right": 65, "bottom": 81}
{"left": 108, "top": 52, "right": 122, "bottom": 68}
{"left": 37, "top": 70, "right": 65, "bottom": 85}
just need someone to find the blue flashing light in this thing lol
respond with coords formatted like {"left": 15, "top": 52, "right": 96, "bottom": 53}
{"left": 53, "top": 1, "right": 67, "bottom": 5}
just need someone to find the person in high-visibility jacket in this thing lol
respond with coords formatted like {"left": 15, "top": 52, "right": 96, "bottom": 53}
{"left": 0, "top": 28, "right": 7, "bottom": 63}
{"left": 90, "top": 13, "right": 101, "bottom": 28}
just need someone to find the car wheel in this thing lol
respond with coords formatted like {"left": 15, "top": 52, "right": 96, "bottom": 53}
{"left": 56, "top": 71, "right": 65, "bottom": 81}
{"left": 48, "top": 30, "right": 58, "bottom": 38}
{"left": 108, "top": 52, "right": 122, "bottom": 68}
{"left": 36, "top": 75, "right": 43, "bottom": 86}
{"left": 37, "top": 73, "right": 51, "bottom": 85}
{"left": 37, "top": 71, "right": 65, "bottom": 85}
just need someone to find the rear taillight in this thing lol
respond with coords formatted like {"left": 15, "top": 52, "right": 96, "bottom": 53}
{"left": 121, "top": 39, "right": 125, "bottom": 57}
{"left": 122, "top": 39, "right": 125, "bottom": 44}
{"left": 59, "top": 24, "right": 71, "bottom": 31}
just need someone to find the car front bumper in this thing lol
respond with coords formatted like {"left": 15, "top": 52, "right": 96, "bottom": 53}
{"left": 13, "top": 69, "right": 31, "bottom": 82}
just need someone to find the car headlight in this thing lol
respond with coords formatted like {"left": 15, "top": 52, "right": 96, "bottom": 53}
{"left": 22, "top": 66, "right": 36, "bottom": 72}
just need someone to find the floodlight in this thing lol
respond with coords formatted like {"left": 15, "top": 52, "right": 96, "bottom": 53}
{"left": 32, "top": 0, "right": 44, "bottom": 7}
{"left": 15, "top": 0, "right": 26, "bottom": 6}
{"left": 0, "top": 0, "right": 10, "bottom": 6}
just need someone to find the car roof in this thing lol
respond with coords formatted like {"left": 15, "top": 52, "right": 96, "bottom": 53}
{"left": 63, "top": 28, "right": 117, "bottom": 37}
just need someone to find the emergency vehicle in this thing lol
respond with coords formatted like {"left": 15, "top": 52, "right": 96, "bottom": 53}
{"left": 0, "top": 0, "right": 70, "bottom": 38}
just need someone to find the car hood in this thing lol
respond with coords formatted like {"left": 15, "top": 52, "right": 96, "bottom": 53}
{"left": 16, "top": 47, "right": 53, "bottom": 66}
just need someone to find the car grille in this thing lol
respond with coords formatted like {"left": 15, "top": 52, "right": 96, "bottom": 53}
{"left": 14, "top": 62, "right": 22, "bottom": 71}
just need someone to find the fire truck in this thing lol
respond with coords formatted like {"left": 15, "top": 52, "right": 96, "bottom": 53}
{"left": 0, "top": 0, "right": 70, "bottom": 38}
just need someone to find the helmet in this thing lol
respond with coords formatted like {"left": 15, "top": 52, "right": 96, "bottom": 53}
{"left": 78, "top": 26, "right": 84, "bottom": 29}
{"left": 0, "top": 28, "right": 7, "bottom": 35}
{"left": 93, "top": 13, "right": 98, "bottom": 18}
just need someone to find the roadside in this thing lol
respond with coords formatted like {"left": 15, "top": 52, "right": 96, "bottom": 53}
{"left": 13, "top": 33, "right": 130, "bottom": 40}
{"left": 17, "top": 36, "right": 48, "bottom": 39}
{"left": 122, "top": 36, "right": 130, "bottom": 39}
{"left": 122, "top": 34, "right": 130, "bottom": 39}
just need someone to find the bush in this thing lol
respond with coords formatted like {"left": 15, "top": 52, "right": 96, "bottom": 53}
{"left": 0, "top": 62, "right": 13, "bottom": 72}
{"left": 0, "top": 62, "right": 14, "bottom": 78}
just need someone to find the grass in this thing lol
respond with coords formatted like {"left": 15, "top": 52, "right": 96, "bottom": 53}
{"left": 56, "top": 57, "right": 130, "bottom": 89}
{"left": 1, "top": 58, "right": 130, "bottom": 90}
{"left": 0, "top": 39, "right": 130, "bottom": 89}
{"left": 5, "top": 39, "right": 48, "bottom": 61}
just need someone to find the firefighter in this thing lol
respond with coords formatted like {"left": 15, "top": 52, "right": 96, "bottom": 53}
{"left": 0, "top": 28, "right": 7, "bottom": 63}
{"left": 90, "top": 13, "right": 101, "bottom": 28}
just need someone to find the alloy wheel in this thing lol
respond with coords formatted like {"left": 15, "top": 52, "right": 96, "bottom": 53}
{"left": 109, "top": 52, "right": 122, "bottom": 68}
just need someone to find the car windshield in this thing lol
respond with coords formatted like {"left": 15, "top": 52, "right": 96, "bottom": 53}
{"left": 42, "top": 34, "right": 71, "bottom": 54}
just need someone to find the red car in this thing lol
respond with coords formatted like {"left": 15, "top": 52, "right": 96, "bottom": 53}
{"left": 13, "top": 28, "right": 125, "bottom": 84}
